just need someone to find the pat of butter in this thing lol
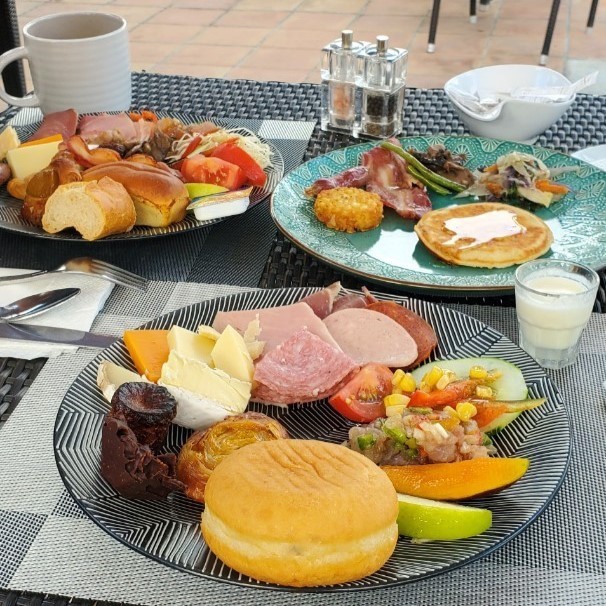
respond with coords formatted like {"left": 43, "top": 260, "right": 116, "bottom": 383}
{"left": 211, "top": 325, "right": 255, "bottom": 383}
{"left": 160, "top": 350, "right": 250, "bottom": 413}
{"left": 167, "top": 325, "right": 216, "bottom": 365}
{"left": 6, "top": 140, "right": 61, "bottom": 179}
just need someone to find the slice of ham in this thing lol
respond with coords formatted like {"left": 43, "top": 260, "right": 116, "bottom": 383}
{"left": 366, "top": 301, "right": 437, "bottom": 367}
{"left": 332, "top": 293, "right": 368, "bottom": 313}
{"left": 28, "top": 109, "right": 78, "bottom": 142}
{"left": 212, "top": 301, "right": 341, "bottom": 354}
{"left": 361, "top": 146, "right": 431, "bottom": 221}
{"left": 300, "top": 283, "right": 341, "bottom": 319}
{"left": 323, "top": 308, "right": 418, "bottom": 367}
{"left": 79, "top": 112, "right": 138, "bottom": 143}
{"left": 252, "top": 328, "right": 358, "bottom": 404}
{"left": 304, "top": 166, "right": 369, "bottom": 197}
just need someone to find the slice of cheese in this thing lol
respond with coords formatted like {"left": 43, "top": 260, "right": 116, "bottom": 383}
{"left": 167, "top": 325, "right": 215, "bottom": 365}
{"left": 160, "top": 350, "right": 250, "bottom": 413}
{"left": 96, "top": 361, "right": 149, "bottom": 402}
{"left": 6, "top": 140, "right": 60, "bottom": 179}
{"left": 0, "top": 126, "right": 20, "bottom": 161}
{"left": 211, "top": 325, "right": 255, "bottom": 383}
{"left": 198, "top": 324, "right": 221, "bottom": 341}
{"left": 159, "top": 383, "right": 231, "bottom": 431}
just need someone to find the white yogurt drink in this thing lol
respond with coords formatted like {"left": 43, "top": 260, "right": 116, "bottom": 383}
{"left": 515, "top": 260, "right": 599, "bottom": 369}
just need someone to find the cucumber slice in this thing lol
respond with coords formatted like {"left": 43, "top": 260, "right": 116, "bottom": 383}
{"left": 396, "top": 493, "right": 492, "bottom": 540}
{"left": 411, "top": 357, "right": 528, "bottom": 433}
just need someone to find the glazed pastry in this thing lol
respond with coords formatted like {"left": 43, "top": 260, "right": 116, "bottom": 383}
{"left": 177, "top": 412, "right": 289, "bottom": 503}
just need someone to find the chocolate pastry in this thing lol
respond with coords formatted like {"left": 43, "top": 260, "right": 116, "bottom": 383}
{"left": 110, "top": 382, "right": 176, "bottom": 451}
{"left": 100, "top": 415, "right": 184, "bottom": 500}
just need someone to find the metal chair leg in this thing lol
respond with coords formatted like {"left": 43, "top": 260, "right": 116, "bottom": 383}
{"left": 587, "top": 0, "right": 599, "bottom": 31}
{"left": 427, "top": 0, "right": 441, "bottom": 53}
{"left": 470, "top": 0, "right": 478, "bottom": 24}
{"left": 540, "top": 0, "right": 561, "bottom": 66}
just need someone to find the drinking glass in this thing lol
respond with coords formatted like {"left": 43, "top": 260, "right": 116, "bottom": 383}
{"left": 515, "top": 259, "right": 599, "bottom": 369}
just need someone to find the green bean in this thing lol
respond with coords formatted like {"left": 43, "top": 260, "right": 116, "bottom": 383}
{"left": 407, "top": 164, "right": 450, "bottom": 195}
{"left": 380, "top": 141, "right": 466, "bottom": 192}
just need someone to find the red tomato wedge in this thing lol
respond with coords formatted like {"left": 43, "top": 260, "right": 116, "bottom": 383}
{"left": 211, "top": 142, "right": 267, "bottom": 188}
{"left": 180, "top": 155, "right": 246, "bottom": 190}
{"left": 408, "top": 379, "right": 478, "bottom": 408}
{"left": 328, "top": 364, "right": 393, "bottom": 423}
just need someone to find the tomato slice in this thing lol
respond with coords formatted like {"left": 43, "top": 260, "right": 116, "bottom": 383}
{"left": 211, "top": 142, "right": 267, "bottom": 188}
{"left": 408, "top": 379, "right": 478, "bottom": 408}
{"left": 328, "top": 364, "right": 393, "bottom": 423}
{"left": 179, "top": 155, "right": 246, "bottom": 190}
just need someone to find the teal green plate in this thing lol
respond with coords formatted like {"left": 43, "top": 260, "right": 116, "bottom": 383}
{"left": 270, "top": 135, "right": 606, "bottom": 294}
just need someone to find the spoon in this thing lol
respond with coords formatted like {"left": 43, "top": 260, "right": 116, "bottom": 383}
{"left": 0, "top": 288, "right": 81, "bottom": 321}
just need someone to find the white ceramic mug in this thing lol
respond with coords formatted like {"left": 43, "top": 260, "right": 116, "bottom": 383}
{"left": 0, "top": 12, "right": 131, "bottom": 115}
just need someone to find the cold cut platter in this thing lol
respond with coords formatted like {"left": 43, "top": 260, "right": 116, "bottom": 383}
{"left": 0, "top": 108, "right": 284, "bottom": 241}
{"left": 54, "top": 289, "right": 570, "bottom": 592}
{"left": 270, "top": 135, "right": 606, "bottom": 293}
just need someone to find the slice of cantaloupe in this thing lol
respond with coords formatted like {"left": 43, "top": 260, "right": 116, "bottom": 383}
{"left": 123, "top": 329, "right": 170, "bottom": 382}
{"left": 382, "top": 458, "right": 529, "bottom": 501}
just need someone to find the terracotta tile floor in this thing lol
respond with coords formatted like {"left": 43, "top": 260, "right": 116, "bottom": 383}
{"left": 10, "top": 0, "right": 606, "bottom": 90}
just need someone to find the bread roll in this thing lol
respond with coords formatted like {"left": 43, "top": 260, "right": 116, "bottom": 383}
{"left": 202, "top": 439, "right": 398, "bottom": 587}
{"left": 42, "top": 177, "right": 136, "bottom": 240}
{"left": 83, "top": 161, "right": 189, "bottom": 227}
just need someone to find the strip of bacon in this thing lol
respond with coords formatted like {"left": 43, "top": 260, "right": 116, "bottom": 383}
{"left": 362, "top": 146, "right": 431, "bottom": 221}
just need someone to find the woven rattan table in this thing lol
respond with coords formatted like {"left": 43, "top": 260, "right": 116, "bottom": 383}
{"left": 1, "top": 73, "right": 605, "bottom": 606}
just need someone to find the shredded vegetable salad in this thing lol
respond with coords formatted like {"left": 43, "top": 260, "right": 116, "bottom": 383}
{"left": 457, "top": 151, "right": 575, "bottom": 207}
{"left": 166, "top": 128, "right": 273, "bottom": 169}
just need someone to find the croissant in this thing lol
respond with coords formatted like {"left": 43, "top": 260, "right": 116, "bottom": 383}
{"left": 177, "top": 412, "right": 288, "bottom": 503}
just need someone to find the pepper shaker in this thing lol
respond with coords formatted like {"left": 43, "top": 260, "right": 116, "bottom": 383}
{"left": 355, "top": 35, "right": 408, "bottom": 139}
{"left": 320, "top": 30, "right": 366, "bottom": 133}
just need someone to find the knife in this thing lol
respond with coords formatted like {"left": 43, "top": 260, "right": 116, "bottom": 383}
{"left": 0, "top": 321, "right": 116, "bottom": 348}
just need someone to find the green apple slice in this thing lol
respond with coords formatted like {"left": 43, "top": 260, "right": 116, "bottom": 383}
{"left": 396, "top": 493, "right": 492, "bottom": 540}
{"left": 185, "top": 183, "right": 228, "bottom": 199}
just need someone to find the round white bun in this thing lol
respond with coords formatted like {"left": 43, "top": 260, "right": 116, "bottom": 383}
{"left": 201, "top": 439, "right": 398, "bottom": 587}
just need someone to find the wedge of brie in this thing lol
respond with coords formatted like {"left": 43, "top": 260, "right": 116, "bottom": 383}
{"left": 97, "top": 360, "right": 149, "bottom": 402}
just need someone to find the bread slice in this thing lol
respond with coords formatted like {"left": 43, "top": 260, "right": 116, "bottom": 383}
{"left": 82, "top": 162, "right": 189, "bottom": 227}
{"left": 42, "top": 177, "right": 137, "bottom": 240}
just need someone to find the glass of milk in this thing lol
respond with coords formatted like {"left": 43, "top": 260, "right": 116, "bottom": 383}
{"left": 515, "top": 259, "right": 599, "bottom": 369}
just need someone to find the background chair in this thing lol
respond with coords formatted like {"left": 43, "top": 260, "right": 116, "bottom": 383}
{"left": 0, "top": 0, "right": 27, "bottom": 98}
{"left": 541, "top": 0, "right": 600, "bottom": 65}
{"left": 428, "top": 0, "right": 478, "bottom": 52}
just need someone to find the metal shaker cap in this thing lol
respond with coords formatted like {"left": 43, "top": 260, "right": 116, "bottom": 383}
{"left": 341, "top": 30, "right": 353, "bottom": 49}
{"left": 376, "top": 35, "right": 389, "bottom": 54}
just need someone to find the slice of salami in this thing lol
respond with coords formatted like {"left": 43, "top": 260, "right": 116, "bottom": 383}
{"left": 367, "top": 301, "right": 437, "bottom": 367}
{"left": 253, "top": 328, "right": 358, "bottom": 405}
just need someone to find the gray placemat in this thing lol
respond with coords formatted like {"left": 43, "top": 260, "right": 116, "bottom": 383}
{"left": 0, "top": 282, "right": 604, "bottom": 605}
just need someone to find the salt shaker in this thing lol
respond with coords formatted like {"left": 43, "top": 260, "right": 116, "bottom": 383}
{"left": 320, "top": 30, "right": 366, "bottom": 133}
{"left": 355, "top": 35, "right": 408, "bottom": 139}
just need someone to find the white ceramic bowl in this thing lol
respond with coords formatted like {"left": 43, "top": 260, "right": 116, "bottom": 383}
{"left": 444, "top": 65, "right": 575, "bottom": 143}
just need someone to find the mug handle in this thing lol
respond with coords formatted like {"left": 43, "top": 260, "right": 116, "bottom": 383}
{"left": 0, "top": 47, "right": 40, "bottom": 108}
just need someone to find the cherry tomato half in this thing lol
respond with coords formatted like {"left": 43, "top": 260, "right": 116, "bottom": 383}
{"left": 328, "top": 364, "right": 393, "bottom": 423}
